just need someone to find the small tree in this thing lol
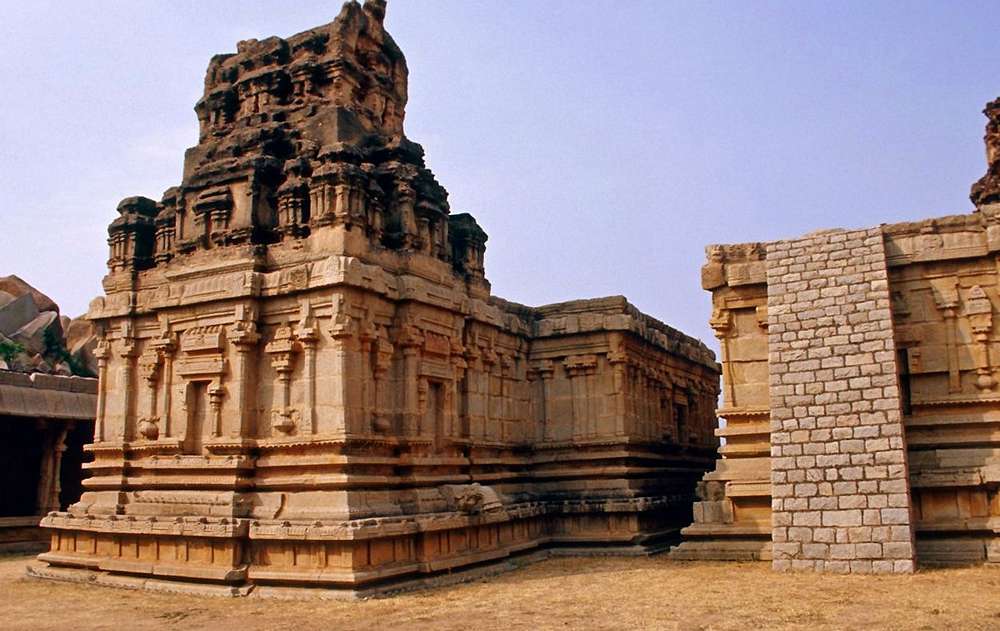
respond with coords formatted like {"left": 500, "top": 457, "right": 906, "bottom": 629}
{"left": 41, "top": 327, "right": 95, "bottom": 377}
{"left": 0, "top": 339, "right": 24, "bottom": 364}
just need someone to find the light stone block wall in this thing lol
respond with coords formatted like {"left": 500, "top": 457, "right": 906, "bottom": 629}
{"left": 766, "top": 228, "right": 916, "bottom": 573}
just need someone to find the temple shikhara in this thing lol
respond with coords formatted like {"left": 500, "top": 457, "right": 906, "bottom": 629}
{"left": 32, "top": 0, "right": 720, "bottom": 594}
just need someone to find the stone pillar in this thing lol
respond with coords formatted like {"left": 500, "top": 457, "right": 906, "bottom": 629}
{"left": 37, "top": 423, "right": 70, "bottom": 515}
{"left": 710, "top": 308, "right": 735, "bottom": 407}
{"left": 465, "top": 347, "right": 484, "bottom": 440}
{"left": 930, "top": 278, "right": 962, "bottom": 393}
{"left": 397, "top": 181, "right": 418, "bottom": 249}
{"left": 767, "top": 228, "right": 916, "bottom": 574}
{"left": 450, "top": 341, "right": 468, "bottom": 440}
{"left": 608, "top": 343, "right": 628, "bottom": 438}
{"left": 481, "top": 347, "right": 496, "bottom": 441}
{"left": 529, "top": 360, "right": 556, "bottom": 441}
{"left": 372, "top": 334, "right": 394, "bottom": 434}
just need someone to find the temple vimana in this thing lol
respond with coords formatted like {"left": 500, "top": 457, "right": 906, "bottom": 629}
{"left": 29, "top": 1, "right": 720, "bottom": 595}
{"left": 22, "top": 0, "right": 1000, "bottom": 595}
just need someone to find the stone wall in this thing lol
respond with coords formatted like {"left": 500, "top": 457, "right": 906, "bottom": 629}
{"left": 766, "top": 229, "right": 915, "bottom": 573}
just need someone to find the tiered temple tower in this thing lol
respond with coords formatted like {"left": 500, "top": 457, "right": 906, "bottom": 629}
{"left": 35, "top": 1, "right": 720, "bottom": 594}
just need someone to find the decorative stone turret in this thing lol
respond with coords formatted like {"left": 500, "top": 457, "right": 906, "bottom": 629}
{"left": 106, "top": 197, "right": 157, "bottom": 272}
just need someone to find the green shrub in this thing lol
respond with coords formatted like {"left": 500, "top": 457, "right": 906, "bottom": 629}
{"left": 0, "top": 339, "right": 24, "bottom": 364}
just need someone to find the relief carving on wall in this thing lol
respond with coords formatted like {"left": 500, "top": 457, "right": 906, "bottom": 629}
{"left": 177, "top": 325, "right": 228, "bottom": 442}
{"left": 930, "top": 277, "right": 962, "bottom": 393}
{"left": 965, "top": 285, "right": 996, "bottom": 391}
{"left": 265, "top": 324, "right": 302, "bottom": 434}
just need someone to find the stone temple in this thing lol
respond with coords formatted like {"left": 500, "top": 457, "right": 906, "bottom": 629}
{"left": 33, "top": 1, "right": 720, "bottom": 594}
{"left": 670, "top": 98, "right": 1000, "bottom": 572}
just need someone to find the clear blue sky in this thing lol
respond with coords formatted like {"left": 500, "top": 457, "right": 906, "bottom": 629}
{"left": 1, "top": 1, "right": 997, "bottom": 351}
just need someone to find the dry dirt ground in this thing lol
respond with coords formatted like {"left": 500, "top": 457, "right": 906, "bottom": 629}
{"left": 2, "top": 553, "right": 999, "bottom": 631}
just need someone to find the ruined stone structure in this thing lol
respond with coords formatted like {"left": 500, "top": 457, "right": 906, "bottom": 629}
{"left": 0, "top": 372, "right": 96, "bottom": 551}
{"left": 672, "top": 98, "right": 1000, "bottom": 571}
{"left": 33, "top": 1, "right": 719, "bottom": 595}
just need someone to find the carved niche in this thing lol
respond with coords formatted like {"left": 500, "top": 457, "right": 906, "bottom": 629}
{"left": 177, "top": 325, "right": 228, "bottom": 452}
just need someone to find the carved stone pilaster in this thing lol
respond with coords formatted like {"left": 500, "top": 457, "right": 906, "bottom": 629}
{"left": 117, "top": 323, "right": 140, "bottom": 440}
{"left": 353, "top": 308, "right": 377, "bottom": 434}
{"left": 931, "top": 277, "right": 962, "bottom": 393}
{"left": 478, "top": 338, "right": 498, "bottom": 441}
{"left": 227, "top": 306, "right": 259, "bottom": 438}
{"left": 607, "top": 340, "right": 629, "bottom": 437}
{"left": 564, "top": 354, "right": 599, "bottom": 439}
{"left": 396, "top": 179, "right": 418, "bottom": 249}
{"left": 136, "top": 348, "right": 163, "bottom": 440}
{"left": 528, "top": 359, "right": 555, "bottom": 441}
{"left": 296, "top": 301, "right": 320, "bottom": 434}
{"left": 710, "top": 306, "right": 736, "bottom": 408}
{"left": 372, "top": 329, "right": 394, "bottom": 434}
{"left": 37, "top": 423, "right": 71, "bottom": 515}
{"left": 94, "top": 337, "right": 112, "bottom": 443}
{"left": 448, "top": 337, "right": 467, "bottom": 439}
{"left": 966, "top": 285, "right": 996, "bottom": 391}
{"left": 151, "top": 325, "right": 177, "bottom": 438}
{"left": 396, "top": 319, "right": 424, "bottom": 437}
{"left": 265, "top": 325, "right": 302, "bottom": 435}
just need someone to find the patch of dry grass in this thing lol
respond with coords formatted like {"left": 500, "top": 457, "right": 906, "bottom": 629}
{"left": 2, "top": 553, "right": 998, "bottom": 631}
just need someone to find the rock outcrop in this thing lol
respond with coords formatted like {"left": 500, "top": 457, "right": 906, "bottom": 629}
{"left": 0, "top": 275, "right": 96, "bottom": 376}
